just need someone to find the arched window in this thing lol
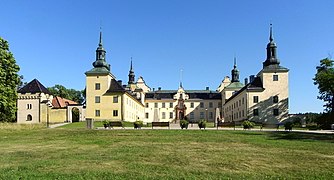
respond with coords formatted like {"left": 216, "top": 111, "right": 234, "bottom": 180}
{"left": 27, "top": 114, "right": 32, "bottom": 121}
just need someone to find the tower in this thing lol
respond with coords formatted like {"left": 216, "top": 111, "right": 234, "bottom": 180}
{"left": 256, "top": 24, "right": 289, "bottom": 123}
{"left": 128, "top": 58, "right": 135, "bottom": 85}
{"left": 85, "top": 31, "right": 115, "bottom": 120}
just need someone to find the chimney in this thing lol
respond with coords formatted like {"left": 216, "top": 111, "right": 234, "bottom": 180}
{"left": 206, "top": 87, "right": 209, "bottom": 91}
{"left": 158, "top": 87, "right": 161, "bottom": 91}
{"left": 117, "top": 80, "right": 122, "bottom": 86}
{"left": 244, "top": 78, "right": 248, "bottom": 85}
{"left": 249, "top": 75, "right": 255, "bottom": 83}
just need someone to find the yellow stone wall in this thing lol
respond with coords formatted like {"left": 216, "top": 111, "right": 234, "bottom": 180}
{"left": 223, "top": 91, "right": 248, "bottom": 122}
{"left": 222, "top": 70, "right": 289, "bottom": 123}
{"left": 85, "top": 74, "right": 113, "bottom": 120}
{"left": 50, "top": 108, "right": 67, "bottom": 123}
{"left": 144, "top": 99, "right": 221, "bottom": 122}
{"left": 123, "top": 93, "right": 145, "bottom": 122}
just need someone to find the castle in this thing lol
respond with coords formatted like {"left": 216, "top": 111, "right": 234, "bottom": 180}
{"left": 17, "top": 25, "right": 289, "bottom": 124}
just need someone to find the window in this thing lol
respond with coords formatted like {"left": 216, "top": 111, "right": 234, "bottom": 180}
{"left": 273, "top": 109, "right": 279, "bottom": 116}
{"left": 95, "top": 110, "right": 100, "bottom": 117}
{"left": 239, "top": 100, "right": 241, "bottom": 106}
{"left": 162, "top": 112, "right": 166, "bottom": 119}
{"left": 27, "top": 104, "right": 32, "bottom": 109}
{"left": 169, "top": 102, "right": 173, "bottom": 108}
{"left": 95, "top": 96, "right": 100, "bottom": 103}
{"left": 113, "top": 110, "right": 118, "bottom": 117}
{"left": 209, "top": 112, "right": 213, "bottom": 119}
{"left": 242, "top": 110, "right": 244, "bottom": 117}
{"left": 242, "top": 97, "right": 245, "bottom": 105}
{"left": 113, "top": 96, "right": 118, "bottom": 103}
{"left": 253, "top": 109, "right": 259, "bottom": 116}
{"left": 273, "top": 75, "right": 279, "bottom": 81}
{"left": 26, "top": 114, "right": 32, "bottom": 121}
{"left": 273, "top": 96, "right": 279, "bottom": 103}
{"left": 169, "top": 112, "right": 173, "bottom": 119}
{"left": 145, "top": 113, "right": 149, "bottom": 119}
{"left": 190, "top": 112, "right": 194, "bottom": 120}
{"left": 209, "top": 102, "right": 213, "bottom": 108}
{"left": 154, "top": 103, "right": 158, "bottom": 108}
{"left": 200, "top": 112, "right": 205, "bottom": 119}
{"left": 253, "top": 96, "right": 259, "bottom": 103}
{"left": 162, "top": 103, "right": 165, "bottom": 108}
{"left": 218, "top": 102, "right": 222, "bottom": 108}
{"left": 190, "top": 102, "right": 194, "bottom": 108}
{"left": 145, "top": 103, "right": 149, "bottom": 108}
{"left": 95, "top": 83, "right": 100, "bottom": 90}
{"left": 200, "top": 102, "right": 204, "bottom": 108}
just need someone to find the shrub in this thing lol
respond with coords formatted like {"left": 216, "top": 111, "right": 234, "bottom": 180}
{"left": 198, "top": 119, "right": 206, "bottom": 129}
{"left": 102, "top": 120, "right": 109, "bottom": 129}
{"left": 284, "top": 121, "right": 293, "bottom": 131}
{"left": 242, "top": 120, "right": 255, "bottom": 129}
{"left": 134, "top": 120, "right": 143, "bottom": 129}
{"left": 180, "top": 120, "right": 189, "bottom": 129}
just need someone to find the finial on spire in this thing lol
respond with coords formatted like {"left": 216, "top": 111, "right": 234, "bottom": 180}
{"left": 130, "top": 57, "right": 133, "bottom": 71}
{"left": 269, "top": 23, "right": 273, "bottom": 42}
{"left": 99, "top": 30, "right": 103, "bottom": 46}
{"left": 234, "top": 56, "right": 237, "bottom": 68}
{"left": 180, "top": 69, "right": 183, "bottom": 88}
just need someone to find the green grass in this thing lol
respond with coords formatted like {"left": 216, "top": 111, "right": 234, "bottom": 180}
{"left": 1, "top": 124, "right": 334, "bottom": 179}
{"left": 59, "top": 121, "right": 153, "bottom": 129}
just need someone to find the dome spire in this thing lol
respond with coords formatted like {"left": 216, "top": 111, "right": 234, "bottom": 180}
{"left": 231, "top": 57, "right": 240, "bottom": 82}
{"left": 92, "top": 30, "right": 110, "bottom": 71}
{"left": 263, "top": 23, "right": 280, "bottom": 68}
{"left": 99, "top": 31, "right": 103, "bottom": 47}
{"left": 128, "top": 57, "right": 135, "bottom": 84}
{"left": 269, "top": 23, "right": 273, "bottom": 42}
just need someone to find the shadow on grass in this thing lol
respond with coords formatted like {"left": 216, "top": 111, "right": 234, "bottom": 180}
{"left": 266, "top": 131, "right": 334, "bottom": 143}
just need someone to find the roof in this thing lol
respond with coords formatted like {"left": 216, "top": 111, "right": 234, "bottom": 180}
{"left": 106, "top": 79, "right": 126, "bottom": 93}
{"left": 262, "top": 64, "right": 289, "bottom": 73}
{"left": 145, "top": 90, "right": 221, "bottom": 100}
{"left": 225, "top": 76, "right": 264, "bottom": 103}
{"left": 52, "top": 96, "right": 78, "bottom": 108}
{"left": 85, "top": 67, "right": 115, "bottom": 76}
{"left": 224, "top": 82, "right": 244, "bottom": 89}
{"left": 18, "top": 79, "right": 51, "bottom": 94}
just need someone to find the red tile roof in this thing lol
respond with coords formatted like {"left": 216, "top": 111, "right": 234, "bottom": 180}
{"left": 52, "top": 96, "right": 78, "bottom": 108}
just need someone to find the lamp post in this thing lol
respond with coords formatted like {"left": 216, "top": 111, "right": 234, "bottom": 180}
{"left": 205, "top": 108, "right": 208, "bottom": 122}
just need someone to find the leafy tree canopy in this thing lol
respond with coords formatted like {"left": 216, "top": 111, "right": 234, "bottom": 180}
{"left": 0, "top": 37, "right": 20, "bottom": 122}
{"left": 313, "top": 58, "right": 334, "bottom": 112}
{"left": 47, "top": 84, "right": 84, "bottom": 104}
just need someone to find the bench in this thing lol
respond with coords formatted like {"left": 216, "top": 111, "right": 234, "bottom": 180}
{"left": 260, "top": 123, "right": 281, "bottom": 131}
{"left": 152, "top": 122, "right": 170, "bottom": 129}
{"left": 109, "top": 121, "right": 124, "bottom": 129}
{"left": 217, "top": 121, "right": 236, "bottom": 130}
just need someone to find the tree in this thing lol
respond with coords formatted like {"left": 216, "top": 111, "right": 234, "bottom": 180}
{"left": 17, "top": 75, "right": 27, "bottom": 90}
{"left": 0, "top": 37, "right": 20, "bottom": 122}
{"left": 313, "top": 58, "right": 334, "bottom": 112}
{"left": 48, "top": 85, "right": 84, "bottom": 103}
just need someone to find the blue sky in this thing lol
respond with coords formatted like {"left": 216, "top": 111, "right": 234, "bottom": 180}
{"left": 2, "top": 0, "right": 334, "bottom": 113}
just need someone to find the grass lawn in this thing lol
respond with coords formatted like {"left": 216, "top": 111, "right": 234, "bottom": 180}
{"left": 0, "top": 123, "right": 333, "bottom": 179}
